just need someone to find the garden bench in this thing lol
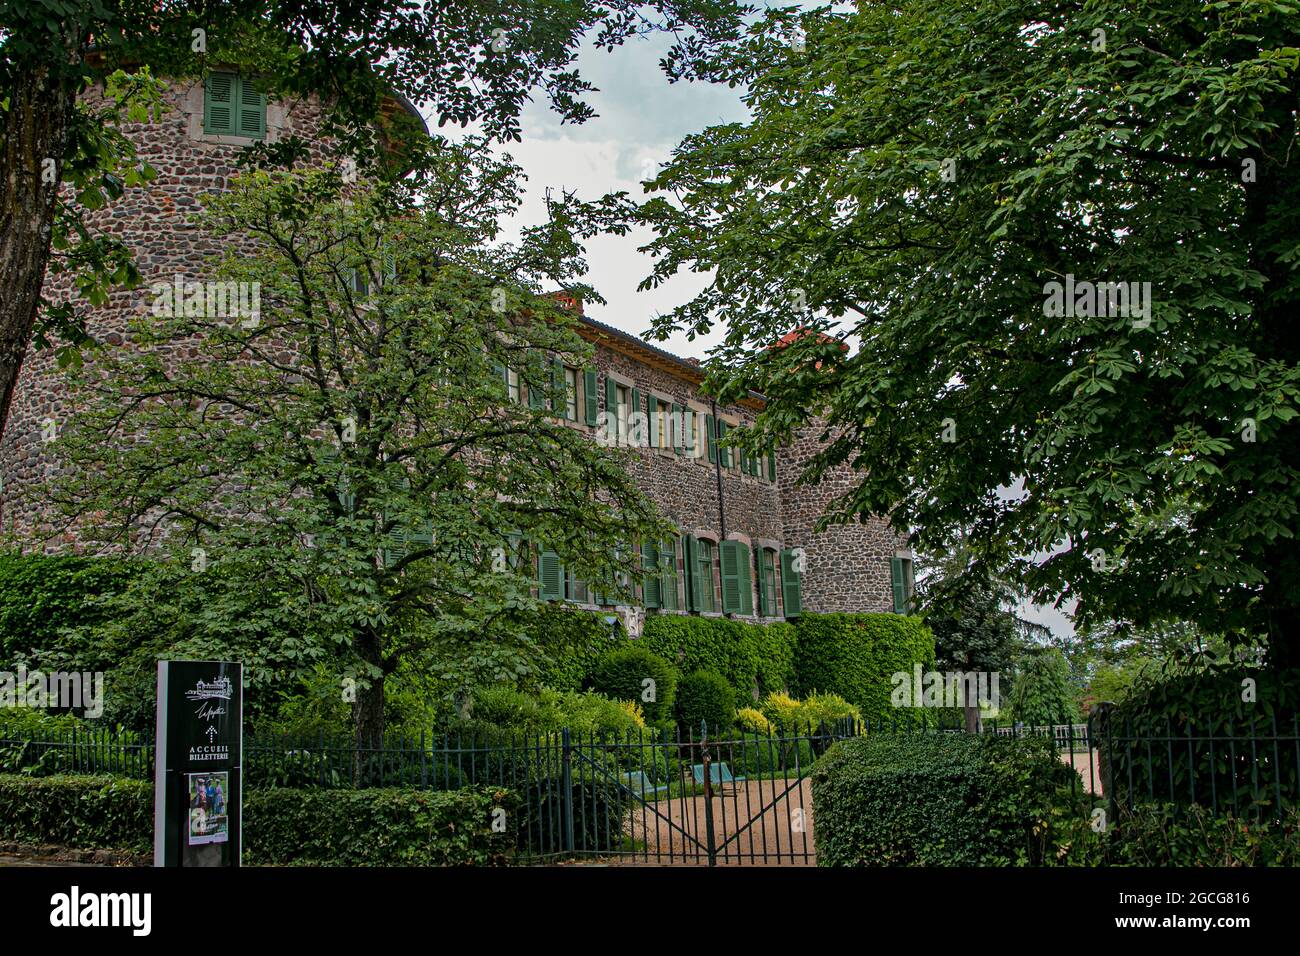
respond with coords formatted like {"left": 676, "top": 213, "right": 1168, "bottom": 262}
{"left": 620, "top": 771, "right": 668, "bottom": 797}
{"left": 690, "top": 762, "right": 746, "bottom": 791}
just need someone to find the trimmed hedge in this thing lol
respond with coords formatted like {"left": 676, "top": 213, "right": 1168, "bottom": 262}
{"left": 811, "top": 733, "right": 1076, "bottom": 866}
{"left": 793, "top": 613, "right": 935, "bottom": 726}
{"left": 526, "top": 605, "right": 626, "bottom": 692}
{"left": 0, "top": 773, "right": 519, "bottom": 865}
{"left": 0, "top": 774, "right": 153, "bottom": 852}
{"left": 245, "top": 785, "right": 518, "bottom": 866}
{"left": 640, "top": 615, "right": 797, "bottom": 703}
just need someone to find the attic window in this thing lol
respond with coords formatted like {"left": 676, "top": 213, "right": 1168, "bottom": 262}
{"left": 204, "top": 73, "right": 266, "bottom": 140}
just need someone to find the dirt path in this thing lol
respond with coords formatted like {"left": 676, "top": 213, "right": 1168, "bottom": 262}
{"left": 615, "top": 777, "right": 817, "bottom": 866}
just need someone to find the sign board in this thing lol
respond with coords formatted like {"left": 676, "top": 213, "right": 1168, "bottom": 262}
{"left": 154, "top": 660, "right": 242, "bottom": 867}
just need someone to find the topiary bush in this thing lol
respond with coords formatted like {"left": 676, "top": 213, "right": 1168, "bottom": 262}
{"left": 793, "top": 613, "right": 935, "bottom": 726}
{"left": 675, "top": 669, "right": 736, "bottom": 736}
{"left": 811, "top": 732, "right": 1077, "bottom": 866}
{"left": 641, "top": 615, "right": 797, "bottom": 703}
{"left": 585, "top": 646, "right": 678, "bottom": 722}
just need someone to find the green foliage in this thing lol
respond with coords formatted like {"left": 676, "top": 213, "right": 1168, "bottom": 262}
{"left": 1007, "top": 647, "right": 1076, "bottom": 726}
{"left": 638, "top": 0, "right": 1300, "bottom": 658}
{"left": 526, "top": 606, "right": 628, "bottom": 692}
{"left": 641, "top": 615, "right": 797, "bottom": 703}
{"left": 811, "top": 733, "right": 1077, "bottom": 866}
{"left": 1054, "top": 803, "right": 1300, "bottom": 867}
{"left": 244, "top": 785, "right": 518, "bottom": 866}
{"left": 0, "top": 710, "right": 149, "bottom": 779}
{"left": 585, "top": 646, "right": 678, "bottom": 722}
{"left": 675, "top": 669, "right": 735, "bottom": 734}
{"left": 0, "top": 774, "right": 152, "bottom": 852}
{"left": 735, "top": 707, "right": 773, "bottom": 735}
{"left": 460, "top": 686, "right": 647, "bottom": 739}
{"left": 793, "top": 614, "right": 935, "bottom": 726}
{"left": 0, "top": 553, "right": 140, "bottom": 662}
{"left": 1099, "top": 662, "right": 1300, "bottom": 811}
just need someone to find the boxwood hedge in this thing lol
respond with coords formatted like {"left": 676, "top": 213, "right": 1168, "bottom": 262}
{"left": 811, "top": 733, "right": 1077, "bottom": 866}
{"left": 640, "top": 615, "right": 797, "bottom": 703}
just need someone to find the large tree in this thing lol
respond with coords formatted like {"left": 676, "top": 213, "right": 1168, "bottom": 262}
{"left": 638, "top": 1, "right": 1300, "bottom": 663}
{"left": 40, "top": 146, "right": 667, "bottom": 751}
{"left": 0, "top": 0, "right": 747, "bottom": 439}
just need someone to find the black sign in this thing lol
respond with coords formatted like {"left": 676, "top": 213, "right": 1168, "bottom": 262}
{"left": 154, "top": 661, "right": 242, "bottom": 867}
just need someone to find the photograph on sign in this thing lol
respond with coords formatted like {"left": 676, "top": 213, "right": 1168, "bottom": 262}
{"left": 187, "top": 771, "right": 230, "bottom": 846}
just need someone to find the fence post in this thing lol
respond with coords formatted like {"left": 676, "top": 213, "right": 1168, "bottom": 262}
{"left": 700, "top": 721, "right": 717, "bottom": 867}
{"left": 560, "top": 727, "right": 575, "bottom": 856}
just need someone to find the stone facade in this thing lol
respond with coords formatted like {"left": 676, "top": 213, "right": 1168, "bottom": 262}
{"left": 0, "top": 75, "right": 909, "bottom": 619}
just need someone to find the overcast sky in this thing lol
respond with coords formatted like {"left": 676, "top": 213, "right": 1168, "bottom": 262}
{"left": 423, "top": 31, "right": 1077, "bottom": 639}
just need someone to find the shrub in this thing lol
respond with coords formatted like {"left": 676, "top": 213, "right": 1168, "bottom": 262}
{"left": 641, "top": 615, "right": 797, "bottom": 703}
{"left": 1052, "top": 802, "right": 1300, "bottom": 866}
{"left": 526, "top": 605, "right": 627, "bottom": 692}
{"left": 0, "top": 553, "right": 141, "bottom": 662}
{"left": 811, "top": 733, "right": 1077, "bottom": 866}
{"left": 793, "top": 613, "right": 935, "bottom": 726}
{"left": 729, "top": 735, "right": 815, "bottom": 777}
{"left": 736, "top": 707, "right": 774, "bottom": 735}
{"left": 0, "top": 774, "right": 152, "bottom": 852}
{"left": 0, "top": 711, "right": 151, "bottom": 779}
{"left": 585, "top": 646, "right": 678, "bottom": 722}
{"left": 675, "top": 670, "right": 736, "bottom": 735}
{"left": 1098, "top": 662, "right": 1300, "bottom": 812}
{"left": 245, "top": 785, "right": 518, "bottom": 865}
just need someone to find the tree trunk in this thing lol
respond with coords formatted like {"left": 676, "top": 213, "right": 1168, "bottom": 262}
{"left": 0, "top": 66, "right": 77, "bottom": 441}
{"left": 351, "top": 629, "right": 386, "bottom": 785}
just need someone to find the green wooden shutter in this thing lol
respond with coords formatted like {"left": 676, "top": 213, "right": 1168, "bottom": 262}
{"left": 236, "top": 76, "right": 266, "bottom": 139}
{"left": 756, "top": 548, "right": 770, "bottom": 616}
{"left": 684, "top": 535, "right": 701, "bottom": 612}
{"left": 204, "top": 73, "right": 236, "bottom": 135}
{"left": 717, "top": 420, "right": 730, "bottom": 468}
{"left": 551, "top": 358, "right": 565, "bottom": 414}
{"left": 720, "top": 541, "right": 741, "bottom": 613}
{"left": 642, "top": 542, "right": 661, "bottom": 609}
{"left": 528, "top": 352, "right": 546, "bottom": 410}
{"left": 705, "top": 415, "right": 716, "bottom": 463}
{"left": 672, "top": 405, "right": 684, "bottom": 455}
{"left": 891, "top": 556, "right": 907, "bottom": 614}
{"left": 683, "top": 408, "right": 695, "bottom": 456}
{"left": 781, "top": 549, "right": 802, "bottom": 618}
{"left": 584, "top": 369, "right": 599, "bottom": 425}
{"left": 738, "top": 542, "right": 753, "bottom": 614}
{"left": 539, "top": 550, "right": 564, "bottom": 601}
{"left": 767, "top": 450, "right": 777, "bottom": 482}
{"left": 740, "top": 447, "right": 750, "bottom": 475}
{"left": 648, "top": 395, "right": 659, "bottom": 448}
{"left": 629, "top": 387, "right": 641, "bottom": 443}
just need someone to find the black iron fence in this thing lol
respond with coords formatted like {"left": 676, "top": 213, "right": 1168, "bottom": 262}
{"left": 3, "top": 710, "right": 1298, "bottom": 861}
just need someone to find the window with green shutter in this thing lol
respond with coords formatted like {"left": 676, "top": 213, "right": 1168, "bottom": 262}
{"left": 647, "top": 395, "right": 659, "bottom": 448}
{"left": 604, "top": 376, "right": 618, "bottom": 438}
{"left": 757, "top": 548, "right": 777, "bottom": 616}
{"left": 738, "top": 542, "right": 753, "bottom": 614}
{"left": 705, "top": 414, "right": 717, "bottom": 463}
{"left": 780, "top": 549, "right": 802, "bottom": 618}
{"left": 550, "top": 358, "right": 566, "bottom": 416}
{"left": 204, "top": 73, "right": 266, "bottom": 139}
{"left": 641, "top": 541, "right": 661, "bottom": 609}
{"left": 767, "top": 450, "right": 777, "bottom": 482}
{"left": 661, "top": 538, "right": 680, "bottom": 610}
{"left": 683, "top": 408, "right": 696, "bottom": 457}
{"left": 689, "top": 537, "right": 717, "bottom": 612}
{"left": 527, "top": 351, "right": 546, "bottom": 410}
{"left": 717, "top": 419, "right": 731, "bottom": 468}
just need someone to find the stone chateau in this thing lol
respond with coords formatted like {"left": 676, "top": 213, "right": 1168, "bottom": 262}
{"left": 0, "top": 68, "right": 914, "bottom": 623}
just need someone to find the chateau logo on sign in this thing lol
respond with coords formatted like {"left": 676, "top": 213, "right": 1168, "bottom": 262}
{"left": 186, "top": 676, "right": 232, "bottom": 761}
